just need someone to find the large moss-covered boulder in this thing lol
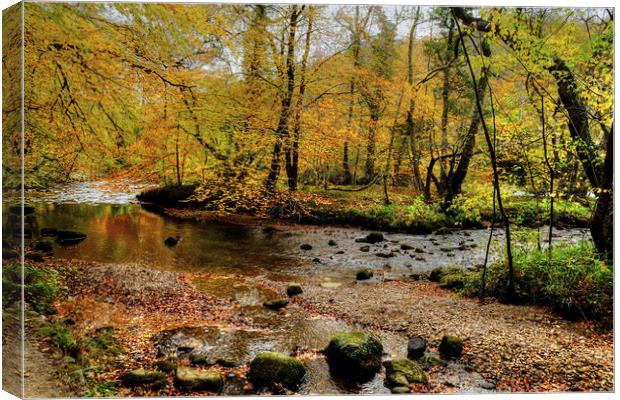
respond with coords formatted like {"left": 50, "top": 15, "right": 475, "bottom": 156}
{"left": 324, "top": 331, "right": 383, "bottom": 382}
{"left": 248, "top": 352, "right": 306, "bottom": 390}
{"left": 174, "top": 367, "right": 223, "bottom": 392}
{"left": 384, "top": 359, "right": 427, "bottom": 388}
{"left": 119, "top": 368, "right": 166, "bottom": 387}
{"left": 439, "top": 335, "right": 464, "bottom": 359}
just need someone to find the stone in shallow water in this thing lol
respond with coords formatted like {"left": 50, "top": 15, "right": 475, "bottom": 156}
{"left": 286, "top": 283, "right": 303, "bottom": 297}
{"left": 439, "top": 335, "right": 464, "bottom": 359}
{"left": 407, "top": 336, "right": 426, "bottom": 359}
{"left": 324, "top": 331, "right": 383, "bottom": 382}
{"left": 263, "top": 298, "right": 289, "bottom": 310}
{"left": 355, "top": 232, "right": 385, "bottom": 244}
{"left": 248, "top": 352, "right": 306, "bottom": 390}
{"left": 384, "top": 358, "right": 427, "bottom": 388}
{"left": 356, "top": 269, "right": 373, "bottom": 280}
{"left": 174, "top": 367, "right": 223, "bottom": 392}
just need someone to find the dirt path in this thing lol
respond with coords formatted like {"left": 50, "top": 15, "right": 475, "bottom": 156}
{"left": 294, "top": 279, "right": 613, "bottom": 392}
{"left": 2, "top": 308, "right": 72, "bottom": 398}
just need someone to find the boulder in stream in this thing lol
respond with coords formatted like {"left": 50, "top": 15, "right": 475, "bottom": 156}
{"left": 263, "top": 298, "right": 289, "bottom": 310}
{"left": 300, "top": 243, "right": 313, "bottom": 251}
{"left": 286, "top": 283, "right": 303, "bottom": 297}
{"left": 164, "top": 236, "right": 179, "bottom": 247}
{"left": 355, "top": 232, "right": 385, "bottom": 244}
{"left": 40, "top": 228, "right": 58, "bottom": 237}
{"left": 55, "top": 230, "right": 87, "bottom": 245}
{"left": 33, "top": 240, "right": 53, "bottom": 254}
{"left": 359, "top": 245, "right": 370, "bottom": 252}
{"left": 174, "top": 367, "right": 223, "bottom": 392}
{"left": 328, "top": 239, "right": 337, "bottom": 246}
{"left": 400, "top": 243, "right": 415, "bottom": 250}
{"left": 406, "top": 336, "right": 427, "bottom": 359}
{"left": 439, "top": 335, "right": 464, "bottom": 359}
{"left": 324, "top": 331, "right": 383, "bottom": 382}
{"left": 356, "top": 269, "right": 373, "bottom": 280}
{"left": 384, "top": 358, "right": 427, "bottom": 388}
{"left": 248, "top": 352, "right": 306, "bottom": 390}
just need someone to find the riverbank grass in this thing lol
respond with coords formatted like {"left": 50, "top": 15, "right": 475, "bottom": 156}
{"left": 462, "top": 242, "right": 612, "bottom": 325}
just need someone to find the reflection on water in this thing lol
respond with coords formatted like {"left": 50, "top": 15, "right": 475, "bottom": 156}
{"left": 15, "top": 203, "right": 301, "bottom": 278}
{"left": 3, "top": 202, "right": 592, "bottom": 285}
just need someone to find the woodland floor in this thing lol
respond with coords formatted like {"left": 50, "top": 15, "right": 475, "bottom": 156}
{"left": 15, "top": 257, "right": 614, "bottom": 395}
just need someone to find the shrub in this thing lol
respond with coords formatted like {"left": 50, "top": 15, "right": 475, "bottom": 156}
{"left": 2, "top": 263, "right": 61, "bottom": 313}
{"left": 464, "top": 242, "right": 612, "bottom": 325}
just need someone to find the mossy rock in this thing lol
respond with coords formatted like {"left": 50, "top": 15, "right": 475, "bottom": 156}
{"left": 248, "top": 352, "right": 306, "bottom": 390}
{"left": 391, "top": 386, "right": 412, "bottom": 394}
{"left": 120, "top": 369, "right": 166, "bottom": 387}
{"left": 325, "top": 331, "right": 383, "bottom": 382}
{"left": 174, "top": 367, "right": 223, "bottom": 392}
{"left": 417, "top": 354, "right": 447, "bottom": 370}
{"left": 154, "top": 359, "right": 177, "bottom": 373}
{"left": 355, "top": 232, "right": 385, "bottom": 244}
{"left": 286, "top": 283, "right": 303, "bottom": 297}
{"left": 384, "top": 359, "right": 427, "bottom": 388}
{"left": 263, "top": 298, "right": 289, "bottom": 310}
{"left": 356, "top": 269, "right": 373, "bottom": 280}
{"left": 439, "top": 335, "right": 464, "bottom": 359}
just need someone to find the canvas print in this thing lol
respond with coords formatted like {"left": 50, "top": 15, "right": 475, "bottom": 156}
{"left": 1, "top": 1, "right": 614, "bottom": 397}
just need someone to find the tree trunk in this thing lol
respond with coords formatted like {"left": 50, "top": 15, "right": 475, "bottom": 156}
{"left": 286, "top": 6, "right": 313, "bottom": 191}
{"left": 455, "top": 14, "right": 515, "bottom": 299}
{"left": 591, "top": 127, "right": 613, "bottom": 260}
{"left": 365, "top": 112, "right": 378, "bottom": 181}
{"left": 266, "top": 6, "right": 299, "bottom": 192}
{"left": 443, "top": 39, "right": 491, "bottom": 206}
{"left": 405, "top": 7, "right": 424, "bottom": 193}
